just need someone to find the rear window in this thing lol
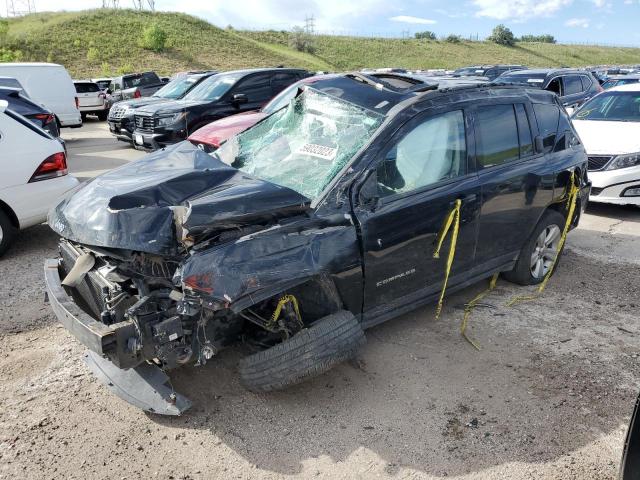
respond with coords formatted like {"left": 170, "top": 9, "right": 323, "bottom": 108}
{"left": 123, "top": 72, "right": 161, "bottom": 89}
{"left": 533, "top": 103, "right": 560, "bottom": 150}
{"left": 74, "top": 82, "right": 100, "bottom": 93}
{"left": 0, "top": 77, "right": 22, "bottom": 89}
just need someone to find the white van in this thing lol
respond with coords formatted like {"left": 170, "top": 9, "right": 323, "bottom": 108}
{"left": 0, "top": 63, "right": 82, "bottom": 128}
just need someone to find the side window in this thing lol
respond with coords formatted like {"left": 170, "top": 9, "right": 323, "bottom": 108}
{"left": 234, "top": 73, "right": 273, "bottom": 103}
{"left": 377, "top": 110, "right": 467, "bottom": 198}
{"left": 563, "top": 75, "right": 583, "bottom": 95}
{"left": 580, "top": 75, "right": 593, "bottom": 91}
{"left": 271, "top": 73, "right": 298, "bottom": 95}
{"left": 533, "top": 103, "right": 560, "bottom": 151}
{"left": 547, "top": 78, "right": 562, "bottom": 95}
{"left": 475, "top": 104, "right": 520, "bottom": 168}
{"left": 515, "top": 104, "right": 533, "bottom": 157}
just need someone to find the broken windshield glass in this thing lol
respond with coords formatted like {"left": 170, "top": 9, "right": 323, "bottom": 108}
{"left": 215, "top": 88, "right": 385, "bottom": 200}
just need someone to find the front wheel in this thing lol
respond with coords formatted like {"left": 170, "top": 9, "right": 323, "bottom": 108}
{"left": 503, "top": 210, "right": 566, "bottom": 286}
{"left": 238, "top": 310, "right": 366, "bottom": 392}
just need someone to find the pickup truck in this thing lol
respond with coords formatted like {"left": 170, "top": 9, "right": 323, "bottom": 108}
{"left": 108, "top": 72, "right": 166, "bottom": 103}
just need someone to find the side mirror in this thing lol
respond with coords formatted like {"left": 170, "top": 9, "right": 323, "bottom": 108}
{"left": 534, "top": 135, "right": 545, "bottom": 154}
{"left": 232, "top": 93, "right": 248, "bottom": 105}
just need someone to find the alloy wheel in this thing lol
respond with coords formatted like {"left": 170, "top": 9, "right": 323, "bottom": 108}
{"left": 530, "top": 225, "right": 561, "bottom": 279}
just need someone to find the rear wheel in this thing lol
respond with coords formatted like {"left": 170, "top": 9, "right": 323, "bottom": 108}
{"left": 238, "top": 310, "right": 366, "bottom": 392}
{"left": 503, "top": 210, "right": 565, "bottom": 286}
{"left": 80, "top": 113, "right": 87, "bottom": 121}
{"left": 0, "top": 210, "right": 18, "bottom": 257}
{"left": 97, "top": 111, "right": 108, "bottom": 121}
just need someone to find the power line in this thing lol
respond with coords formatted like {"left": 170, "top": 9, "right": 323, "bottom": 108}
{"left": 304, "top": 14, "right": 315, "bottom": 35}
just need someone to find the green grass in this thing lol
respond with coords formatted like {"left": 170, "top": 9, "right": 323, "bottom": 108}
{"left": 2, "top": 9, "right": 640, "bottom": 78}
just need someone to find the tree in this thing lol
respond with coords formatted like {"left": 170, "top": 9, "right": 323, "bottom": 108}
{"left": 519, "top": 34, "right": 556, "bottom": 44}
{"left": 289, "top": 26, "right": 316, "bottom": 54}
{"left": 444, "top": 34, "right": 461, "bottom": 43}
{"left": 415, "top": 31, "right": 436, "bottom": 40}
{"left": 139, "top": 23, "right": 167, "bottom": 52}
{"left": 488, "top": 24, "right": 515, "bottom": 46}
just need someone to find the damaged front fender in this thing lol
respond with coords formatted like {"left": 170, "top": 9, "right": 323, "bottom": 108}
{"left": 180, "top": 215, "right": 361, "bottom": 312}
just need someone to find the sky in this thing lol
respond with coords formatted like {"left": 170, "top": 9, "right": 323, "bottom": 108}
{"left": 11, "top": 0, "right": 640, "bottom": 46}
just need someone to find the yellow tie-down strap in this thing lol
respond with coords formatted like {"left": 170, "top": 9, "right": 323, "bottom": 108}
{"left": 433, "top": 171, "right": 579, "bottom": 349}
{"left": 507, "top": 170, "right": 580, "bottom": 306}
{"left": 433, "top": 199, "right": 462, "bottom": 320}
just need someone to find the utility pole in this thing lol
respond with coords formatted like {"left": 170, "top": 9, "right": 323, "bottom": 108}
{"left": 304, "top": 14, "right": 315, "bottom": 35}
{"left": 146, "top": 0, "right": 155, "bottom": 11}
{"left": 5, "top": 0, "right": 36, "bottom": 17}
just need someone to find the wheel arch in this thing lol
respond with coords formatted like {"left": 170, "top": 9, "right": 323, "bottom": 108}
{"left": 0, "top": 199, "right": 20, "bottom": 229}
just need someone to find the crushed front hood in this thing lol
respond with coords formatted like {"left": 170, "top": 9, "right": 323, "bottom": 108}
{"left": 48, "top": 142, "right": 310, "bottom": 255}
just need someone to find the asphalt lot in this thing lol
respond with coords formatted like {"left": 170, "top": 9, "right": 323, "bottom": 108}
{"left": 0, "top": 118, "right": 639, "bottom": 479}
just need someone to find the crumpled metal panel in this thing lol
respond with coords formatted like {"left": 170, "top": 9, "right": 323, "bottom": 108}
{"left": 48, "top": 142, "right": 309, "bottom": 255}
{"left": 180, "top": 218, "right": 360, "bottom": 309}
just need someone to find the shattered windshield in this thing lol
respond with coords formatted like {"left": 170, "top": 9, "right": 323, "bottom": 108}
{"left": 215, "top": 88, "right": 385, "bottom": 199}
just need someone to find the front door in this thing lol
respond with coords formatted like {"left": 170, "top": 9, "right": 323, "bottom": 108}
{"left": 353, "top": 108, "right": 481, "bottom": 315}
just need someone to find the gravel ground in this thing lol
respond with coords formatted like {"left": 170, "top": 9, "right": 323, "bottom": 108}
{"left": 0, "top": 122, "right": 639, "bottom": 479}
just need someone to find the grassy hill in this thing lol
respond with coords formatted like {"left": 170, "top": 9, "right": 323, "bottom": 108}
{"left": 2, "top": 9, "right": 640, "bottom": 78}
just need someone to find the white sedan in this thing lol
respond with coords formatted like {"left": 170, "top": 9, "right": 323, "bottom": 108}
{"left": 572, "top": 83, "right": 640, "bottom": 206}
{"left": 0, "top": 100, "right": 79, "bottom": 255}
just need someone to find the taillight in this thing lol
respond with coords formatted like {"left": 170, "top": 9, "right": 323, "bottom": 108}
{"left": 29, "top": 152, "right": 68, "bottom": 182}
{"left": 134, "top": 90, "right": 141, "bottom": 99}
{"left": 75, "top": 97, "right": 79, "bottom": 109}
{"left": 99, "top": 92, "right": 106, "bottom": 99}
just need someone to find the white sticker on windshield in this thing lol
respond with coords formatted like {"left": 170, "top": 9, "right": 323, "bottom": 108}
{"left": 298, "top": 143, "right": 337, "bottom": 160}
{"left": 527, "top": 78, "right": 544, "bottom": 83}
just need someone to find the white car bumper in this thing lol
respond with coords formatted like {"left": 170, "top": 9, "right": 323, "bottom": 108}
{"left": 57, "top": 112, "right": 82, "bottom": 128}
{"left": 589, "top": 166, "right": 640, "bottom": 206}
{"left": 2, "top": 175, "right": 80, "bottom": 229}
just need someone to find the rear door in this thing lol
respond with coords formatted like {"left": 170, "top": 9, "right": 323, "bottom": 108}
{"left": 75, "top": 82, "right": 102, "bottom": 107}
{"left": 353, "top": 107, "right": 481, "bottom": 315}
{"left": 473, "top": 101, "right": 555, "bottom": 269}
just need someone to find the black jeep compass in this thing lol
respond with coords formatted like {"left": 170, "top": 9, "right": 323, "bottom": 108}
{"left": 46, "top": 73, "right": 590, "bottom": 414}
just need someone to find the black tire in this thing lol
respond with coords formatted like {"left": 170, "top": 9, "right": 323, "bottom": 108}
{"left": 81, "top": 113, "right": 87, "bottom": 121}
{"left": 503, "top": 209, "right": 566, "bottom": 286}
{"left": 0, "top": 210, "right": 18, "bottom": 257}
{"left": 238, "top": 310, "right": 366, "bottom": 392}
{"left": 97, "top": 111, "right": 108, "bottom": 121}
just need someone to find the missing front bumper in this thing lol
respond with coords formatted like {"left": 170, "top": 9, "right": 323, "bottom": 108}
{"left": 44, "top": 258, "right": 192, "bottom": 415}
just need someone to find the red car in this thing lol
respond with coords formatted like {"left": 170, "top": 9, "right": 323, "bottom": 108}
{"left": 187, "top": 75, "right": 331, "bottom": 152}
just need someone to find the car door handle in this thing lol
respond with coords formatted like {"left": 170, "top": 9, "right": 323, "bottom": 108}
{"left": 458, "top": 193, "right": 477, "bottom": 203}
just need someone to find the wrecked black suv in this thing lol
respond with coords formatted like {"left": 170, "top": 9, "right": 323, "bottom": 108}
{"left": 45, "top": 74, "right": 590, "bottom": 415}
